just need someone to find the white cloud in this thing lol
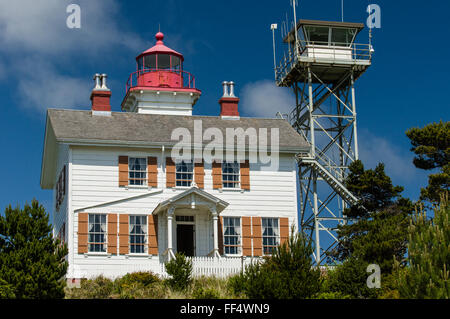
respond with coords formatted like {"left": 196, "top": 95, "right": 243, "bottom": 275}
{"left": 0, "top": 0, "right": 147, "bottom": 112}
{"left": 0, "top": 0, "right": 145, "bottom": 55}
{"left": 240, "top": 80, "right": 295, "bottom": 118}
{"left": 358, "top": 129, "right": 417, "bottom": 182}
{"left": 17, "top": 58, "right": 90, "bottom": 111}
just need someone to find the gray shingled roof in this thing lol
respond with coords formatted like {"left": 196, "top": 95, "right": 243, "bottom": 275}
{"left": 47, "top": 109, "right": 309, "bottom": 151}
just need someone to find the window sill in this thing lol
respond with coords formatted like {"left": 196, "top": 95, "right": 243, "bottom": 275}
{"left": 125, "top": 185, "right": 153, "bottom": 190}
{"left": 125, "top": 253, "right": 157, "bottom": 259}
{"left": 84, "top": 252, "right": 111, "bottom": 257}
{"left": 219, "top": 188, "right": 245, "bottom": 193}
{"left": 172, "top": 186, "right": 193, "bottom": 191}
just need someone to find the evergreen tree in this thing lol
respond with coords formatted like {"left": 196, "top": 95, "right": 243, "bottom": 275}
{"left": 397, "top": 194, "right": 449, "bottom": 299}
{"left": 406, "top": 120, "right": 450, "bottom": 204}
{"left": 0, "top": 200, "right": 68, "bottom": 299}
{"left": 330, "top": 160, "right": 412, "bottom": 274}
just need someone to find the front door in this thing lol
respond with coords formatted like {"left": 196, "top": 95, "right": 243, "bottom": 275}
{"left": 176, "top": 224, "right": 195, "bottom": 256}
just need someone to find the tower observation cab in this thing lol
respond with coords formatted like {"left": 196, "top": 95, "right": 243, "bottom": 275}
{"left": 277, "top": 20, "right": 371, "bottom": 86}
{"left": 273, "top": 18, "right": 373, "bottom": 265}
{"left": 121, "top": 32, "right": 201, "bottom": 115}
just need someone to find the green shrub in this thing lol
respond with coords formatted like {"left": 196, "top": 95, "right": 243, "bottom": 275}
{"left": 192, "top": 286, "right": 221, "bottom": 299}
{"left": 0, "top": 279, "right": 15, "bottom": 299}
{"left": 229, "top": 232, "right": 322, "bottom": 299}
{"left": 165, "top": 253, "right": 193, "bottom": 291}
{"left": 314, "top": 291, "right": 352, "bottom": 299}
{"left": 117, "top": 271, "right": 160, "bottom": 287}
{"left": 324, "top": 258, "right": 379, "bottom": 299}
{"left": 227, "top": 273, "right": 247, "bottom": 297}
{"left": 68, "top": 276, "right": 114, "bottom": 299}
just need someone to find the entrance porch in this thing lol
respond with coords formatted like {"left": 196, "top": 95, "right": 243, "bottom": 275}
{"left": 152, "top": 186, "right": 229, "bottom": 261}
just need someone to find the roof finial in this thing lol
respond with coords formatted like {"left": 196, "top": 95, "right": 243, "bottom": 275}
{"left": 155, "top": 30, "right": 164, "bottom": 44}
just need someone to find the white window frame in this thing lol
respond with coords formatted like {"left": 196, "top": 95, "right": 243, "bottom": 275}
{"left": 223, "top": 217, "right": 242, "bottom": 256}
{"left": 262, "top": 217, "right": 280, "bottom": 256}
{"left": 222, "top": 161, "right": 240, "bottom": 189}
{"left": 129, "top": 215, "right": 148, "bottom": 254}
{"left": 88, "top": 213, "right": 107, "bottom": 253}
{"left": 129, "top": 157, "right": 147, "bottom": 186}
{"left": 175, "top": 160, "right": 193, "bottom": 187}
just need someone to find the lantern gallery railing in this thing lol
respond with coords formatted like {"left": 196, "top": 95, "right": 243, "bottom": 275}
{"left": 125, "top": 68, "right": 197, "bottom": 93}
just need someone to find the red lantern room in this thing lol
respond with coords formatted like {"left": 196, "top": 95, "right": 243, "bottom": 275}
{"left": 122, "top": 32, "right": 201, "bottom": 114}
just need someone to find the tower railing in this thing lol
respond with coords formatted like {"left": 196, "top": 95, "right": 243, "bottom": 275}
{"left": 125, "top": 68, "right": 197, "bottom": 93}
{"left": 275, "top": 40, "right": 372, "bottom": 85}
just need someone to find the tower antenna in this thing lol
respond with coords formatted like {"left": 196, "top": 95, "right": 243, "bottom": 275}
{"left": 291, "top": 0, "right": 300, "bottom": 57}
{"left": 341, "top": 0, "right": 344, "bottom": 22}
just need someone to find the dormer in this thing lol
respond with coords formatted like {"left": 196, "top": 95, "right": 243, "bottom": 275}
{"left": 121, "top": 32, "right": 201, "bottom": 115}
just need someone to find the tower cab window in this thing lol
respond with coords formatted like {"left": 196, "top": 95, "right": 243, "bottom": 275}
{"left": 304, "top": 26, "right": 357, "bottom": 47}
{"left": 304, "top": 26, "right": 329, "bottom": 44}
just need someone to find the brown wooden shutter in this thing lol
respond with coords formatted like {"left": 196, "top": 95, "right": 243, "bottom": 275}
{"left": 148, "top": 215, "right": 158, "bottom": 255}
{"left": 280, "top": 218, "right": 289, "bottom": 246}
{"left": 241, "top": 160, "right": 250, "bottom": 190}
{"left": 147, "top": 157, "right": 158, "bottom": 188}
{"left": 119, "top": 214, "right": 129, "bottom": 255}
{"left": 212, "top": 160, "right": 222, "bottom": 189}
{"left": 119, "top": 156, "right": 129, "bottom": 187}
{"left": 252, "top": 217, "right": 262, "bottom": 256}
{"left": 194, "top": 160, "right": 205, "bottom": 189}
{"left": 166, "top": 157, "right": 175, "bottom": 188}
{"left": 242, "top": 217, "right": 252, "bottom": 256}
{"left": 78, "top": 213, "right": 89, "bottom": 254}
{"left": 218, "top": 216, "right": 224, "bottom": 255}
{"left": 107, "top": 214, "right": 118, "bottom": 254}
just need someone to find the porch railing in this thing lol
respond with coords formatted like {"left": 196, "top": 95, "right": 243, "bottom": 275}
{"left": 159, "top": 256, "right": 262, "bottom": 278}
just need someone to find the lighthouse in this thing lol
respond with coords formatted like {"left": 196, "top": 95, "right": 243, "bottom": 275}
{"left": 121, "top": 32, "right": 201, "bottom": 115}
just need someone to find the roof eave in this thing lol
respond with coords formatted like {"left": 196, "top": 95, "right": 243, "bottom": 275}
{"left": 40, "top": 113, "right": 58, "bottom": 190}
{"left": 56, "top": 137, "right": 310, "bottom": 153}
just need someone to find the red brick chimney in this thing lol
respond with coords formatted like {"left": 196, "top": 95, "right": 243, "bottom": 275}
{"left": 219, "top": 81, "right": 240, "bottom": 118}
{"left": 90, "top": 73, "right": 111, "bottom": 114}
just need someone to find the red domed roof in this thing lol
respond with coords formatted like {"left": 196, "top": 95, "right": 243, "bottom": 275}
{"left": 136, "top": 32, "right": 184, "bottom": 61}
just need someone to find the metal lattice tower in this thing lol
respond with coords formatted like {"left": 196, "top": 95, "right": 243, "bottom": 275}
{"left": 273, "top": 19, "right": 372, "bottom": 264}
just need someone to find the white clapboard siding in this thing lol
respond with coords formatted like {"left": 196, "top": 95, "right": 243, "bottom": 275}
{"left": 61, "top": 145, "right": 298, "bottom": 279}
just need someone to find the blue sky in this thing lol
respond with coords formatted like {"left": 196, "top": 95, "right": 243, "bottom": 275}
{"left": 0, "top": 0, "right": 447, "bottom": 221}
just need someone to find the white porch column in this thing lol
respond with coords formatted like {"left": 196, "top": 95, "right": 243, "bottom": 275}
{"left": 167, "top": 206, "right": 175, "bottom": 261}
{"left": 210, "top": 206, "right": 220, "bottom": 258}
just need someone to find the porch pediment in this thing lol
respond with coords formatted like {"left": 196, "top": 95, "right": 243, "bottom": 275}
{"left": 152, "top": 186, "right": 228, "bottom": 215}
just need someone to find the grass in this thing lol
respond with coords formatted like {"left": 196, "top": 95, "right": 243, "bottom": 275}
{"left": 64, "top": 272, "right": 244, "bottom": 299}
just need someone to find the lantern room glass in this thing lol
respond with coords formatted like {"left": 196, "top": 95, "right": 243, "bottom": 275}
{"left": 138, "top": 54, "right": 182, "bottom": 72}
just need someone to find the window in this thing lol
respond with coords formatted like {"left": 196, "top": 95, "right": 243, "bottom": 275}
{"left": 223, "top": 217, "right": 241, "bottom": 255}
{"left": 304, "top": 26, "right": 330, "bottom": 45}
{"left": 144, "top": 55, "right": 156, "bottom": 69}
{"left": 129, "top": 215, "right": 147, "bottom": 254}
{"left": 56, "top": 165, "right": 66, "bottom": 211}
{"left": 175, "top": 161, "right": 193, "bottom": 187}
{"left": 331, "top": 27, "right": 356, "bottom": 46}
{"left": 129, "top": 157, "right": 147, "bottom": 186}
{"left": 222, "top": 162, "right": 240, "bottom": 188}
{"left": 88, "top": 214, "right": 106, "bottom": 253}
{"left": 171, "top": 56, "right": 181, "bottom": 70}
{"left": 157, "top": 54, "right": 170, "bottom": 69}
{"left": 262, "top": 218, "right": 279, "bottom": 255}
{"left": 176, "top": 215, "right": 194, "bottom": 222}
